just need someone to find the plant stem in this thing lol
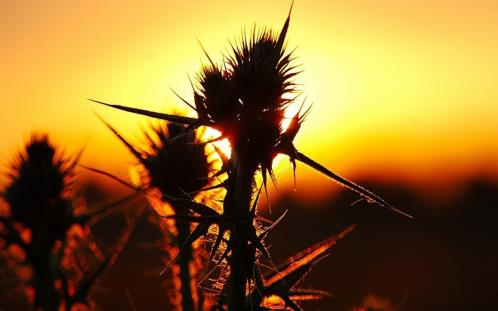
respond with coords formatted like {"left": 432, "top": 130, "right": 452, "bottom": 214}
{"left": 225, "top": 148, "right": 258, "bottom": 311}
{"left": 172, "top": 203, "right": 194, "bottom": 311}
{"left": 31, "top": 253, "right": 59, "bottom": 311}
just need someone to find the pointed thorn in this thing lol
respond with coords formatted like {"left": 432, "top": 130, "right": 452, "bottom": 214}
{"left": 249, "top": 229, "right": 271, "bottom": 260}
{"left": 89, "top": 99, "right": 197, "bottom": 125}
{"left": 78, "top": 164, "right": 140, "bottom": 191}
{"left": 93, "top": 112, "right": 144, "bottom": 162}
{"left": 276, "top": 1, "right": 293, "bottom": 51}
{"left": 259, "top": 209, "right": 288, "bottom": 239}
{"left": 197, "top": 39, "right": 216, "bottom": 68}
{"left": 294, "top": 151, "right": 413, "bottom": 218}
{"left": 209, "top": 230, "right": 224, "bottom": 261}
{"left": 251, "top": 185, "right": 264, "bottom": 214}
{"left": 169, "top": 88, "right": 197, "bottom": 112}
{"left": 160, "top": 224, "right": 207, "bottom": 276}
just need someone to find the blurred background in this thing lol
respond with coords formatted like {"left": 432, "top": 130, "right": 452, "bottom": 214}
{"left": 1, "top": 0, "right": 497, "bottom": 310}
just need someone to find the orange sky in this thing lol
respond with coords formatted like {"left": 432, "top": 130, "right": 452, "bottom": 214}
{"left": 1, "top": 0, "right": 498, "bottom": 196}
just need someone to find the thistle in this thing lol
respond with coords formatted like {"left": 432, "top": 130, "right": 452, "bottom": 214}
{"left": 91, "top": 6, "right": 409, "bottom": 310}
{"left": 94, "top": 118, "right": 216, "bottom": 310}
{"left": 0, "top": 135, "right": 136, "bottom": 310}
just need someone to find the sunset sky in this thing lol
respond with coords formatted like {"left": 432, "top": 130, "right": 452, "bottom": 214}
{"left": 2, "top": 0, "right": 497, "bottom": 197}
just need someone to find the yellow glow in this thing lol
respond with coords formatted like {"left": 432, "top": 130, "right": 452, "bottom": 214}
{"left": 203, "top": 127, "right": 232, "bottom": 160}
{"left": 200, "top": 94, "right": 300, "bottom": 174}
{"left": 261, "top": 294, "right": 285, "bottom": 309}
{"left": 280, "top": 93, "right": 301, "bottom": 131}
{"left": 1, "top": 1, "right": 498, "bottom": 196}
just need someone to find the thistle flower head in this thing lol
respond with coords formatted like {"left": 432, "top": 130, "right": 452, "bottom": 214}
{"left": 228, "top": 27, "right": 295, "bottom": 113}
{"left": 141, "top": 122, "right": 211, "bottom": 199}
{"left": 94, "top": 113, "right": 213, "bottom": 200}
{"left": 193, "top": 12, "right": 299, "bottom": 179}
{"left": 4, "top": 135, "right": 75, "bottom": 234}
{"left": 197, "top": 65, "right": 236, "bottom": 127}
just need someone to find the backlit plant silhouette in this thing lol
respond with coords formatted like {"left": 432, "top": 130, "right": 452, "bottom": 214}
{"left": 92, "top": 7, "right": 408, "bottom": 310}
{"left": 0, "top": 135, "right": 137, "bottom": 311}
{"left": 92, "top": 117, "right": 218, "bottom": 311}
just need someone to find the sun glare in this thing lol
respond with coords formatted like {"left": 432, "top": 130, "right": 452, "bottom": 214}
{"left": 200, "top": 94, "right": 301, "bottom": 178}
{"left": 280, "top": 93, "right": 301, "bottom": 132}
{"left": 202, "top": 127, "right": 232, "bottom": 159}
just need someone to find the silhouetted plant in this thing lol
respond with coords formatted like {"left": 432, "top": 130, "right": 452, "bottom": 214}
{"left": 0, "top": 135, "right": 137, "bottom": 310}
{"left": 89, "top": 117, "right": 220, "bottom": 310}
{"left": 92, "top": 6, "right": 409, "bottom": 311}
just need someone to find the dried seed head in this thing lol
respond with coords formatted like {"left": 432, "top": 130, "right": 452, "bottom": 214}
{"left": 228, "top": 28, "right": 295, "bottom": 113}
{"left": 140, "top": 122, "right": 212, "bottom": 199}
{"left": 193, "top": 12, "right": 299, "bottom": 183}
{"left": 197, "top": 65, "right": 236, "bottom": 127}
{"left": 4, "top": 135, "right": 74, "bottom": 237}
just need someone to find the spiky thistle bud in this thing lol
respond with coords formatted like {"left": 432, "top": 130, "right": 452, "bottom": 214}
{"left": 194, "top": 22, "right": 297, "bottom": 182}
{"left": 141, "top": 122, "right": 211, "bottom": 199}
{"left": 98, "top": 119, "right": 216, "bottom": 310}
{"left": 0, "top": 135, "right": 135, "bottom": 311}
{"left": 140, "top": 122, "right": 215, "bottom": 311}
{"left": 4, "top": 135, "right": 75, "bottom": 250}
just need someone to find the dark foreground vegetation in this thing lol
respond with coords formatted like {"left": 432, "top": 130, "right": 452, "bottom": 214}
{"left": 47, "top": 178, "right": 498, "bottom": 310}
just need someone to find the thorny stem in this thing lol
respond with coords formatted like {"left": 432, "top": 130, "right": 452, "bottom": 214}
{"left": 171, "top": 203, "right": 195, "bottom": 311}
{"left": 24, "top": 230, "right": 62, "bottom": 311}
{"left": 31, "top": 254, "right": 60, "bottom": 311}
{"left": 225, "top": 146, "right": 259, "bottom": 310}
